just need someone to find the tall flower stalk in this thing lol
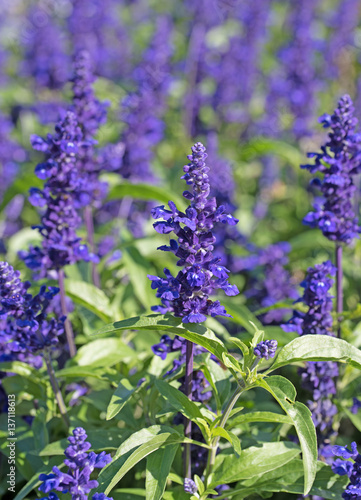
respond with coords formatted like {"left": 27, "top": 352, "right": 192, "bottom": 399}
{"left": 148, "top": 142, "right": 239, "bottom": 479}
{"left": 20, "top": 112, "right": 98, "bottom": 357}
{"left": 302, "top": 95, "right": 361, "bottom": 336}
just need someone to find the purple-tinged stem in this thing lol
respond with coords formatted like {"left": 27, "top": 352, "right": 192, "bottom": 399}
{"left": 84, "top": 205, "right": 100, "bottom": 288}
{"left": 336, "top": 244, "right": 343, "bottom": 338}
{"left": 58, "top": 269, "right": 77, "bottom": 357}
{"left": 44, "top": 350, "right": 69, "bottom": 427}
{"left": 183, "top": 340, "right": 194, "bottom": 479}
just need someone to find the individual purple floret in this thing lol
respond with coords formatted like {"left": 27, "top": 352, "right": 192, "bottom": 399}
{"left": 184, "top": 477, "right": 197, "bottom": 494}
{"left": 39, "top": 427, "right": 112, "bottom": 500}
{"left": 0, "top": 262, "right": 64, "bottom": 361}
{"left": 148, "top": 142, "right": 239, "bottom": 323}
{"left": 236, "top": 242, "right": 298, "bottom": 324}
{"left": 302, "top": 95, "right": 361, "bottom": 244}
{"left": 332, "top": 442, "right": 361, "bottom": 499}
{"left": 20, "top": 111, "right": 97, "bottom": 277}
{"left": 21, "top": 5, "right": 70, "bottom": 89}
{"left": 254, "top": 340, "right": 278, "bottom": 360}
{"left": 282, "top": 261, "right": 338, "bottom": 462}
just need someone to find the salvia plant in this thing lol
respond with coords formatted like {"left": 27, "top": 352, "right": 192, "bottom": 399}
{"left": 2, "top": 3, "right": 361, "bottom": 500}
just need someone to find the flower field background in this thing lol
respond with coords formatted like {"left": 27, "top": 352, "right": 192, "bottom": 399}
{"left": 1, "top": 1, "right": 361, "bottom": 499}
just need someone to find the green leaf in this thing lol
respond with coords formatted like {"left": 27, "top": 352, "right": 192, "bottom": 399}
{"left": 257, "top": 376, "right": 317, "bottom": 495}
{"left": 31, "top": 408, "right": 48, "bottom": 451}
{"left": 194, "top": 475, "right": 204, "bottom": 495}
{"left": 229, "top": 337, "right": 249, "bottom": 357}
{"left": 211, "top": 427, "right": 241, "bottom": 456}
{"left": 219, "top": 460, "right": 347, "bottom": 500}
{"left": 108, "top": 183, "right": 186, "bottom": 211}
{"left": 342, "top": 406, "right": 361, "bottom": 432}
{"left": 227, "top": 411, "right": 293, "bottom": 429}
{"left": 122, "top": 246, "right": 155, "bottom": 310}
{"left": 239, "top": 137, "right": 303, "bottom": 167}
{"left": 104, "top": 433, "right": 183, "bottom": 494}
{"left": 94, "top": 426, "right": 180, "bottom": 495}
{"left": 55, "top": 365, "right": 110, "bottom": 380}
{"left": 211, "top": 441, "right": 300, "bottom": 486}
{"left": 94, "top": 314, "right": 228, "bottom": 362}
{"left": 200, "top": 359, "right": 231, "bottom": 410}
{"left": 242, "top": 460, "right": 347, "bottom": 499}
{"left": 270, "top": 334, "right": 361, "bottom": 372}
{"left": 107, "top": 378, "right": 136, "bottom": 420}
{"left": 155, "top": 379, "right": 211, "bottom": 440}
{"left": 220, "top": 301, "right": 262, "bottom": 333}
{"left": 0, "top": 361, "right": 39, "bottom": 379}
{"left": 39, "top": 429, "right": 124, "bottom": 456}
{"left": 65, "top": 279, "right": 112, "bottom": 322}
{"left": 73, "top": 338, "right": 136, "bottom": 368}
{"left": 145, "top": 444, "right": 179, "bottom": 500}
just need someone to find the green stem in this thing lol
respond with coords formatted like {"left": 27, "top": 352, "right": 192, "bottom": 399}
{"left": 43, "top": 350, "right": 70, "bottom": 428}
{"left": 205, "top": 382, "right": 245, "bottom": 485}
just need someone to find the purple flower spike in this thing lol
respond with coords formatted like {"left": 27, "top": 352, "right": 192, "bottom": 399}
{"left": 39, "top": 427, "right": 112, "bottom": 500}
{"left": 254, "top": 340, "right": 278, "bottom": 360}
{"left": 149, "top": 142, "right": 239, "bottom": 324}
{"left": 302, "top": 95, "right": 361, "bottom": 244}
{"left": 20, "top": 111, "right": 98, "bottom": 277}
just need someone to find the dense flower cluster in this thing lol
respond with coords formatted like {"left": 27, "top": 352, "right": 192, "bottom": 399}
{"left": 0, "top": 262, "right": 63, "bottom": 364}
{"left": 237, "top": 242, "right": 298, "bottom": 324}
{"left": 254, "top": 340, "right": 278, "bottom": 360}
{"left": 71, "top": 50, "right": 108, "bottom": 208}
{"left": 282, "top": 261, "right": 338, "bottom": 461}
{"left": 148, "top": 142, "right": 239, "bottom": 323}
{"left": 20, "top": 112, "right": 97, "bottom": 276}
{"left": 302, "top": 95, "right": 361, "bottom": 243}
{"left": 39, "top": 427, "right": 112, "bottom": 500}
{"left": 332, "top": 442, "right": 361, "bottom": 499}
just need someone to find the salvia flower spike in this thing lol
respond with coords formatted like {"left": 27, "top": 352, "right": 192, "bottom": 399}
{"left": 148, "top": 141, "right": 239, "bottom": 324}
{"left": 38, "top": 427, "right": 112, "bottom": 500}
